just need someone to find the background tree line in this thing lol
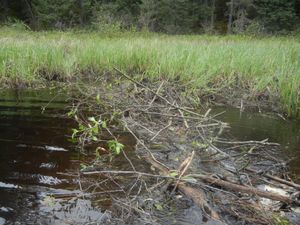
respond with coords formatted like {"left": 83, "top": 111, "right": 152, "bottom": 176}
{"left": 1, "top": 0, "right": 300, "bottom": 34}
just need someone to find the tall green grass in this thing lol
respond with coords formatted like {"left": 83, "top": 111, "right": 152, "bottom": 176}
{"left": 0, "top": 27, "right": 299, "bottom": 116}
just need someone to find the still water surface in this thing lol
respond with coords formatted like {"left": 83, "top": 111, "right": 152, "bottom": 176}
{"left": 0, "top": 89, "right": 110, "bottom": 224}
{"left": 213, "top": 106, "right": 300, "bottom": 181}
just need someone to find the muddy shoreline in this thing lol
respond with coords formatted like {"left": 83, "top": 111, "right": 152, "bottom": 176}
{"left": 0, "top": 67, "right": 293, "bottom": 119}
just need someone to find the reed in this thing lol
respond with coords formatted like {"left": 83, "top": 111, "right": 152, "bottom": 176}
{"left": 0, "top": 27, "right": 299, "bottom": 116}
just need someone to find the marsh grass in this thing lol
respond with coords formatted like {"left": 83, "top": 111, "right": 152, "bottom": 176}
{"left": 0, "top": 27, "right": 299, "bottom": 116}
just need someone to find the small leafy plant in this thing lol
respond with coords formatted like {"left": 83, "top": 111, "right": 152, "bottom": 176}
{"left": 107, "top": 140, "right": 124, "bottom": 155}
{"left": 67, "top": 93, "right": 125, "bottom": 164}
{"left": 71, "top": 116, "right": 105, "bottom": 143}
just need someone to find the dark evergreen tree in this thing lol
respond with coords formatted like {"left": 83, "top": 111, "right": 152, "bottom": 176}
{"left": 139, "top": 0, "right": 213, "bottom": 34}
{"left": 31, "top": 0, "right": 94, "bottom": 29}
{"left": 255, "top": 0, "right": 297, "bottom": 32}
{"left": 0, "top": 0, "right": 299, "bottom": 33}
{"left": 0, "top": 0, "right": 32, "bottom": 24}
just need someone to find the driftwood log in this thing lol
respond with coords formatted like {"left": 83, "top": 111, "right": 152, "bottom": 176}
{"left": 191, "top": 174, "right": 296, "bottom": 204}
{"left": 144, "top": 153, "right": 221, "bottom": 221}
{"left": 245, "top": 167, "right": 300, "bottom": 191}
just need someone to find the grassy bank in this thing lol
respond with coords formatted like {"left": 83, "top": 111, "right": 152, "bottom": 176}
{"left": 0, "top": 27, "right": 299, "bottom": 116}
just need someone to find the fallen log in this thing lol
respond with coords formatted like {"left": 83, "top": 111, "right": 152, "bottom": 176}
{"left": 144, "top": 153, "right": 221, "bottom": 221}
{"left": 191, "top": 174, "right": 296, "bottom": 204}
{"left": 178, "top": 184, "right": 221, "bottom": 220}
{"left": 245, "top": 167, "right": 300, "bottom": 191}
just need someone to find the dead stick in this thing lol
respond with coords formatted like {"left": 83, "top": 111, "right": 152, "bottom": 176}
{"left": 245, "top": 167, "right": 300, "bottom": 190}
{"left": 150, "top": 120, "right": 172, "bottom": 141}
{"left": 114, "top": 67, "right": 221, "bottom": 123}
{"left": 124, "top": 121, "right": 170, "bottom": 172}
{"left": 140, "top": 110, "right": 225, "bottom": 122}
{"left": 191, "top": 174, "right": 295, "bottom": 204}
{"left": 144, "top": 154, "right": 221, "bottom": 221}
{"left": 178, "top": 185, "right": 220, "bottom": 220}
{"left": 178, "top": 108, "right": 189, "bottom": 129}
{"left": 147, "top": 80, "right": 165, "bottom": 108}
{"left": 214, "top": 139, "right": 280, "bottom": 146}
{"left": 82, "top": 170, "right": 177, "bottom": 179}
{"left": 204, "top": 108, "right": 212, "bottom": 118}
{"left": 173, "top": 151, "right": 195, "bottom": 193}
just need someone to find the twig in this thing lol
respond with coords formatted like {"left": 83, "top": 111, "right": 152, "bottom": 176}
{"left": 114, "top": 67, "right": 221, "bottom": 122}
{"left": 245, "top": 167, "right": 300, "bottom": 190}
{"left": 214, "top": 139, "right": 280, "bottom": 146}
{"left": 204, "top": 108, "right": 212, "bottom": 118}
{"left": 123, "top": 121, "right": 170, "bottom": 172}
{"left": 150, "top": 120, "right": 172, "bottom": 141}
{"left": 172, "top": 151, "right": 195, "bottom": 193}
{"left": 178, "top": 108, "right": 189, "bottom": 129}
{"left": 147, "top": 81, "right": 165, "bottom": 108}
{"left": 82, "top": 170, "right": 177, "bottom": 180}
{"left": 132, "top": 121, "right": 155, "bottom": 134}
{"left": 197, "top": 123, "right": 226, "bottom": 128}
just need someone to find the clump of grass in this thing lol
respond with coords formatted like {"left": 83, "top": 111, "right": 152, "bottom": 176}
{"left": 0, "top": 27, "right": 299, "bottom": 116}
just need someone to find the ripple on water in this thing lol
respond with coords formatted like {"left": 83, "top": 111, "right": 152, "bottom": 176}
{"left": 0, "top": 217, "right": 6, "bottom": 225}
{"left": 0, "top": 182, "right": 20, "bottom": 189}
{"left": 0, "top": 89, "right": 87, "bottom": 224}
{"left": 16, "top": 144, "right": 68, "bottom": 152}
{"left": 39, "top": 162, "right": 57, "bottom": 169}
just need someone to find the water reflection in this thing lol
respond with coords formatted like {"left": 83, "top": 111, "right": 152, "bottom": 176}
{"left": 212, "top": 106, "right": 300, "bottom": 181}
{"left": 0, "top": 89, "right": 106, "bottom": 224}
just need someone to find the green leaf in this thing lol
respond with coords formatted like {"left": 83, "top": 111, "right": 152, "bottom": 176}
{"left": 80, "top": 163, "right": 88, "bottom": 170}
{"left": 101, "top": 121, "right": 107, "bottom": 129}
{"left": 169, "top": 171, "right": 178, "bottom": 177}
{"left": 67, "top": 110, "right": 74, "bottom": 117}
{"left": 116, "top": 143, "right": 124, "bottom": 154}
{"left": 92, "top": 136, "right": 98, "bottom": 141}
{"left": 88, "top": 117, "right": 96, "bottom": 123}
{"left": 67, "top": 138, "right": 77, "bottom": 143}
{"left": 108, "top": 140, "right": 124, "bottom": 155}
{"left": 79, "top": 124, "right": 85, "bottom": 131}
{"left": 96, "top": 94, "right": 101, "bottom": 104}
{"left": 154, "top": 203, "right": 163, "bottom": 211}
{"left": 71, "top": 128, "right": 79, "bottom": 139}
{"left": 115, "top": 146, "right": 121, "bottom": 154}
{"left": 92, "top": 125, "right": 99, "bottom": 135}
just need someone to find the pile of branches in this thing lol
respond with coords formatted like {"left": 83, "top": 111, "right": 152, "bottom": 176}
{"left": 66, "top": 69, "right": 300, "bottom": 225}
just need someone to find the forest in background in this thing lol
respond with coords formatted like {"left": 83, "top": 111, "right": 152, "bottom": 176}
{"left": 1, "top": 0, "right": 300, "bottom": 34}
{"left": 1, "top": 0, "right": 300, "bottom": 117}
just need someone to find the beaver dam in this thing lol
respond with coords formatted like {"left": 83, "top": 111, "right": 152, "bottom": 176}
{"left": 0, "top": 71, "right": 299, "bottom": 225}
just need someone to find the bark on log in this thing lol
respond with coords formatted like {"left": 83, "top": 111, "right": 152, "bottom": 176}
{"left": 178, "top": 184, "right": 220, "bottom": 220}
{"left": 245, "top": 168, "right": 300, "bottom": 191}
{"left": 193, "top": 174, "right": 295, "bottom": 204}
{"left": 144, "top": 154, "right": 221, "bottom": 221}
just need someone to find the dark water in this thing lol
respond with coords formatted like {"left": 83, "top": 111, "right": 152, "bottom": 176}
{"left": 0, "top": 89, "right": 111, "bottom": 224}
{"left": 212, "top": 107, "right": 300, "bottom": 181}
{"left": 0, "top": 90, "right": 299, "bottom": 224}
